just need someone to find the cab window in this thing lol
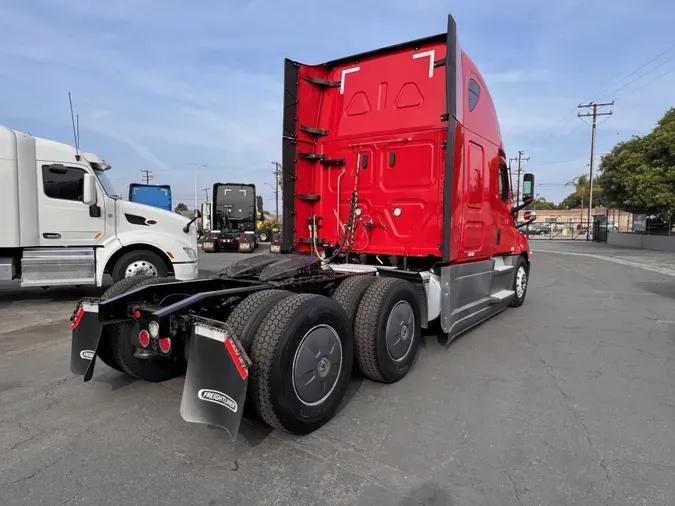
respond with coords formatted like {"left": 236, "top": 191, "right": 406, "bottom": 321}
{"left": 42, "top": 165, "right": 85, "bottom": 201}
{"left": 498, "top": 163, "right": 510, "bottom": 203}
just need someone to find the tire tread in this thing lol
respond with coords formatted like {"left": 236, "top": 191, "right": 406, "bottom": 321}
{"left": 249, "top": 293, "right": 321, "bottom": 431}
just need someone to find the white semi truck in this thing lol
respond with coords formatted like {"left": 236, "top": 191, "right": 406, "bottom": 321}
{"left": 0, "top": 125, "right": 200, "bottom": 288}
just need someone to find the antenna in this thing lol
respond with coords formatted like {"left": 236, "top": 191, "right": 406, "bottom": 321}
{"left": 68, "top": 92, "right": 80, "bottom": 159}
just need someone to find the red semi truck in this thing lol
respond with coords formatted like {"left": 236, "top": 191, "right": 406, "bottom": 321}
{"left": 69, "top": 14, "right": 535, "bottom": 439}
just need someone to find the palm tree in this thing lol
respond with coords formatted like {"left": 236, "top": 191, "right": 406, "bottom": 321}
{"left": 565, "top": 174, "right": 589, "bottom": 225}
{"left": 531, "top": 193, "right": 547, "bottom": 210}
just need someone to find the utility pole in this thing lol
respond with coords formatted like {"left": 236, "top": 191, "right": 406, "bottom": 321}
{"left": 508, "top": 156, "right": 518, "bottom": 201}
{"left": 514, "top": 151, "right": 529, "bottom": 206}
{"left": 192, "top": 164, "right": 206, "bottom": 212}
{"left": 141, "top": 169, "right": 153, "bottom": 184}
{"left": 578, "top": 101, "right": 613, "bottom": 240}
{"left": 270, "top": 161, "right": 282, "bottom": 219}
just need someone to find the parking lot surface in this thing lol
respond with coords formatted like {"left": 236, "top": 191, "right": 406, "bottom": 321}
{"left": 1, "top": 244, "right": 674, "bottom": 505}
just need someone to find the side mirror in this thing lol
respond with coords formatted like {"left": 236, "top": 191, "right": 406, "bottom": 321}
{"left": 523, "top": 211, "right": 536, "bottom": 221}
{"left": 82, "top": 174, "right": 97, "bottom": 206}
{"left": 522, "top": 173, "right": 535, "bottom": 202}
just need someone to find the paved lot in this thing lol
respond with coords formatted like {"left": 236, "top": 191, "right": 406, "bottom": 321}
{"left": 1, "top": 244, "right": 675, "bottom": 505}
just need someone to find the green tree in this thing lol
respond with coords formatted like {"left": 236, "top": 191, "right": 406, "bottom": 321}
{"left": 597, "top": 107, "right": 675, "bottom": 216}
{"left": 174, "top": 202, "right": 188, "bottom": 213}
{"left": 530, "top": 194, "right": 556, "bottom": 210}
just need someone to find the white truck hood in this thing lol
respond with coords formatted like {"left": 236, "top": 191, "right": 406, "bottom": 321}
{"left": 115, "top": 200, "right": 198, "bottom": 259}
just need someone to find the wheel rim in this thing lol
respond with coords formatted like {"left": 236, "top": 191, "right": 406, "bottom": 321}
{"left": 516, "top": 265, "right": 527, "bottom": 298}
{"left": 260, "top": 233, "right": 268, "bottom": 241}
{"left": 385, "top": 301, "right": 415, "bottom": 361}
{"left": 292, "top": 324, "right": 343, "bottom": 406}
{"left": 125, "top": 261, "right": 159, "bottom": 278}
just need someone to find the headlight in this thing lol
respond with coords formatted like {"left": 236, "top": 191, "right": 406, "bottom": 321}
{"left": 183, "top": 247, "right": 197, "bottom": 259}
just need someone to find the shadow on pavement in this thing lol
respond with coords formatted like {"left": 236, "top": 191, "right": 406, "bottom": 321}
{"left": 400, "top": 483, "right": 453, "bottom": 505}
{"left": 0, "top": 284, "right": 110, "bottom": 302}
{"left": 636, "top": 281, "right": 675, "bottom": 300}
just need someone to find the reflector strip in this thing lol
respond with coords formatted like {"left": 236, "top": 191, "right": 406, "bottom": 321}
{"left": 224, "top": 338, "right": 248, "bottom": 380}
{"left": 70, "top": 307, "right": 84, "bottom": 331}
{"left": 195, "top": 324, "right": 248, "bottom": 379}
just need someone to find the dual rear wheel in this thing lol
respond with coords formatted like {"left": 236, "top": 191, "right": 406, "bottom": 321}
{"left": 223, "top": 275, "right": 421, "bottom": 435}
{"left": 98, "top": 273, "right": 422, "bottom": 436}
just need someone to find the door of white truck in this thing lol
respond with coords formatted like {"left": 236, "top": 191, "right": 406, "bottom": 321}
{"left": 37, "top": 164, "right": 106, "bottom": 246}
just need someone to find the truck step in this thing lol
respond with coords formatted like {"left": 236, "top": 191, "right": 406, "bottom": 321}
{"left": 489, "top": 289, "right": 514, "bottom": 303}
{"left": 304, "top": 75, "right": 340, "bottom": 88}
{"left": 320, "top": 158, "right": 346, "bottom": 167}
{"left": 21, "top": 248, "right": 96, "bottom": 287}
{"left": 300, "top": 125, "right": 329, "bottom": 136}
{"left": 298, "top": 194, "right": 321, "bottom": 202}
{"left": 299, "top": 152, "right": 326, "bottom": 161}
{"left": 0, "top": 257, "right": 16, "bottom": 281}
{"left": 492, "top": 257, "right": 514, "bottom": 272}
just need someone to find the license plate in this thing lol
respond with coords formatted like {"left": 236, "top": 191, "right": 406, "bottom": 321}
{"left": 240, "top": 243, "right": 251, "bottom": 250}
{"left": 270, "top": 244, "right": 280, "bottom": 253}
{"left": 203, "top": 242, "right": 213, "bottom": 249}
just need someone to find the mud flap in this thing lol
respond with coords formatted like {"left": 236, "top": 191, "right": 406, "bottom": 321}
{"left": 179, "top": 321, "right": 252, "bottom": 441}
{"left": 70, "top": 302, "right": 103, "bottom": 380}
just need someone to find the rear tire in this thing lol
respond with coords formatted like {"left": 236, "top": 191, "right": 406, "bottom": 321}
{"left": 353, "top": 277, "right": 421, "bottom": 383}
{"left": 97, "top": 275, "right": 153, "bottom": 372}
{"left": 224, "top": 289, "right": 294, "bottom": 353}
{"left": 331, "top": 275, "right": 377, "bottom": 324}
{"left": 109, "top": 276, "right": 187, "bottom": 382}
{"left": 249, "top": 294, "right": 354, "bottom": 435}
{"left": 331, "top": 275, "right": 377, "bottom": 376}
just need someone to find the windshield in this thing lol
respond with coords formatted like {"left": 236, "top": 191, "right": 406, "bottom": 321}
{"left": 94, "top": 169, "right": 119, "bottom": 198}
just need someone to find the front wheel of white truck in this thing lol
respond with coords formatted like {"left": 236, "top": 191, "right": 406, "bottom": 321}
{"left": 111, "top": 250, "right": 169, "bottom": 283}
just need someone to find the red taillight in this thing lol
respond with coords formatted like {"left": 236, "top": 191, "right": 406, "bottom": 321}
{"left": 239, "top": 235, "right": 246, "bottom": 242}
{"left": 70, "top": 307, "right": 84, "bottom": 331}
{"left": 139, "top": 330, "right": 150, "bottom": 348}
{"left": 158, "top": 337, "right": 171, "bottom": 354}
{"left": 134, "top": 310, "right": 141, "bottom": 319}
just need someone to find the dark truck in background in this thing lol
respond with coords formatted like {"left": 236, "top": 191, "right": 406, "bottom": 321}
{"left": 202, "top": 183, "right": 261, "bottom": 253}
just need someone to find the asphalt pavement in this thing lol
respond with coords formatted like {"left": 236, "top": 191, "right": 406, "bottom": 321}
{"left": 1, "top": 243, "right": 675, "bottom": 505}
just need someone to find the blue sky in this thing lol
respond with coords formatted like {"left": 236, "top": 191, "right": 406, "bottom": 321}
{"left": 1, "top": 0, "right": 674, "bottom": 208}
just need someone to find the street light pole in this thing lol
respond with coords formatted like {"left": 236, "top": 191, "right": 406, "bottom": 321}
{"left": 192, "top": 164, "right": 206, "bottom": 212}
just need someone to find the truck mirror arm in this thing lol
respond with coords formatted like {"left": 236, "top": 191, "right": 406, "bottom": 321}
{"left": 183, "top": 216, "right": 199, "bottom": 234}
{"left": 515, "top": 218, "right": 536, "bottom": 229}
{"left": 510, "top": 197, "right": 533, "bottom": 216}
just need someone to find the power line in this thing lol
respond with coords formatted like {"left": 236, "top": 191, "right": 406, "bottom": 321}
{"left": 596, "top": 41, "right": 675, "bottom": 99}
{"left": 616, "top": 66, "right": 675, "bottom": 101}
{"left": 578, "top": 101, "right": 614, "bottom": 239}
{"left": 530, "top": 40, "right": 675, "bottom": 144}
{"left": 606, "top": 55, "right": 675, "bottom": 98}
